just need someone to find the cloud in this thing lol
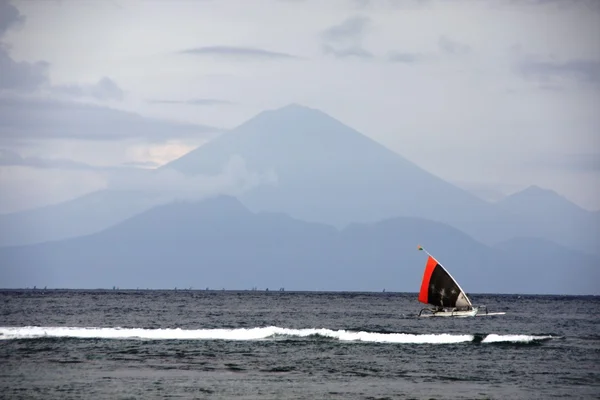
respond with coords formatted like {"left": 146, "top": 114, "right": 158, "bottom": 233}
{"left": 178, "top": 46, "right": 299, "bottom": 60}
{"left": 107, "top": 155, "right": 278, "bottom": 202}
{"left": 0, "top": 148, "right": 157, "bottom": 171}
{"left": 509, "top": 0, "right": 600, "bottom": 11}
{"left": 532, "top": 153, "right": 600, "bottom": 172}
{"left": 0, "top": 46, "right": 50, "bottom": 91}
{"left": 0, "top": 45, "right": 122, "bottom": 99}
{"left": 438, "top": 35, "right": 471, "bottom": 56}
{"left": 148, "top": 98, "right": 234, "bottom": 106}
{"left": 320, "top": 16, "right": 373, "bottom": 59}
{"left": 354, "top": 0, "right": 600, "bottom": 11}
{"left": 0, "top": 95, "right": 223, "bottom": 143}
{"left": 351, "top": 0, "right": 376, "bottom": 8}
{"left": 121, "top": 160, "right": 161, "bottom": 169}
{"left": 350, "top": 0, "right": 432, "bottom": 10}
{"left": 386, "top": 51, "right": 430, "bottom": 64}
{"left": 322, "top": 44, "right": 373, "bottom": 59}
{"left": 51, "top": 77, "right": 125, "bottom": 101}
{"left": 0, "top": 2, "right": 48, "bottom": 92}
{"left": 517, "top": 57, "right": 600, "bottom": 85}
{"left": 321, "top": 15, "right": 370, "bottom": 42}
{"left": 0, "top": 2, "right": 120, "bottom": 98}
{"left": 385, "top": 35, "right": 468, "bottom": 65}
{"left": 0, "top": 148, "right": 100, "bottom": 170}
{"left": 0, "top": 0, "right": 25, "bottom": 37}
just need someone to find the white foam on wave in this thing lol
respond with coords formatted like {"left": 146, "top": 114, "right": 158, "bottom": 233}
{"left": 0, "top": 327, "right": 555, "bottom": 344}
{"left": 0, "top": 326, "right": 472, "bottom": 343}
{"left": 481, "top": 334, "right": 555, "bottom": 343}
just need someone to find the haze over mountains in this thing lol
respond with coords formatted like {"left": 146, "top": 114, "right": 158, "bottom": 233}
{"left": 2, "top": 196, "right": 597, "bottom": 294}
{"left": 1, "top": 104, "right": 598, "bottom": 294}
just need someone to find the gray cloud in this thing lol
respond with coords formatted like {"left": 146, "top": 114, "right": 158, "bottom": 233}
{"left": 509, "top": 0, "right": 600, "bottom": 11}
{"left": 178, "top": 46, "right": 298, "bottom": 60}
{"left": 108, "top": 155, "right": 278, "bottom": 202}
{"left": 385, "top": 35, "right": 467, "bottom": 65}
{"left": 0, "top": 148, "right": 165, "bottom": 171}
{"left": 0, "top": 0, "right": 24, "bottom": 37}
{"left": 0, "top": 2, "right": 117, "bottom": 98}
{"left": 438, "top": 35, "right": 471, "bottom": 56}
{"left": 0, "top": 95, "right": 223, "bottom": 143}
{"left": 321, "top": 15, "right": 370, "bottom": 42}
{"left": 518, "top": 58, "right": 600, "bottom": 85}
{"left": 536, "top": 83, "right": 565, "bottom": 92}
{"left": 0, "top": 148, "right": 111, "bottom": 171}
{"left": 320, "top": 16, "right": 372, "bottom": 59}
{"left": 148, "top": 98, "right": 234, "bottom": 106}
{"left": 351, "top": 0, "right": 375, "bottom": 8}
{"left": 0, "top": 46, "right": 50, "bottom": 91}
{"left": 0, "top": 2, "right": 48, "bottom": 92}
{"left": 51, "top": 77, "right": 125, "bottom": 101}
{"left": 538, "top": 153, "right": 600, "bottom": 172}
{"left": 121, "top": 160, "right": 161, "bottom": 168}
{"left": 353, "top": 0, "right": 600, "bottom": 11}
{"left": 386, "top": 51, "right": 430, "bottom": 64}
{"left": 322, "top": 44, "right": 374, "bottom": 59}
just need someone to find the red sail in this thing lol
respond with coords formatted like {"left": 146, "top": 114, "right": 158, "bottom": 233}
{"left": 418, "top": 256, "right": 438, "bottom": 304}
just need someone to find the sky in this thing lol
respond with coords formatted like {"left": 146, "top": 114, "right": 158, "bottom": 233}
{"left": 0, "top": 0, "right": 598, "bottom": 213}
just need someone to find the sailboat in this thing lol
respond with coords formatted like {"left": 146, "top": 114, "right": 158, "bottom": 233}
{"left": 416, "top": 245, "right": 505, "bottom": 317}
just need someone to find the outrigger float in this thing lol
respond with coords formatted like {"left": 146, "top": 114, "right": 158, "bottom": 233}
{"left": 416, "top": 245, "right": 505, "bottom": 318}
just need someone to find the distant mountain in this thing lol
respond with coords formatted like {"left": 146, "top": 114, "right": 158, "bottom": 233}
{"left": 452, "top": 181, "right": 507, "bottom": 203}
{"left": 0, "top": 196, "right": 338, "bottom": 290}
{"left": 0, "top": 190, "right": 163, "bottom": 247}
{"left": 493, "top": 237, "right": 599, "bottom": 294}
{"left": 0, "top": 104, "right": 595, "bottom": 258}
{"left": 498, "top": 185, "right": 589, "bottom": 218}
{"left": 0, "top": 153, "right": 268, "bottom": 247}
{"left": 165, "top": 104, "right": 519, "bottom": 243}
{"left": 497, "top": 186, "right": 599, "bottom": 255}
{"left": 2, "top": 196, "right": 597, "bottom": 295}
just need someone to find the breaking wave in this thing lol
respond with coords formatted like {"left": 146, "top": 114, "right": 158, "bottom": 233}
{"left": 481, "top": 334, "right": 555, "bottom": 343}
{"left": 0, "top": 326, "right": 558, "bottom": 344}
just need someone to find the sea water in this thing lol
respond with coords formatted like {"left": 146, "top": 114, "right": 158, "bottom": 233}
{"left": 1, "top": 290, "right": 598, "bottom": 399}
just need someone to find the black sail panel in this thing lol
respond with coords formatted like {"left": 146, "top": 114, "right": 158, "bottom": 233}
{"left": 427, "top": 263, "right": 466, "bottom": 308}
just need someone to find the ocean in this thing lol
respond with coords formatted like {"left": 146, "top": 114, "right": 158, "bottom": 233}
{"left": 0, "top": 290, "right": 598, "bottom": 399}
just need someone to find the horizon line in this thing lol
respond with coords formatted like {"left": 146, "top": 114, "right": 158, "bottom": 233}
{"left": 1, "top": 288, "right": 596, "bottom": 296}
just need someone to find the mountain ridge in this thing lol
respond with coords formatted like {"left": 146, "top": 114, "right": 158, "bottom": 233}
{"left": 497, "top": 185, "right": 599, "bottom": 256}
{"left": 0, "top": 104, "right": 595, "bottom": 258}
{"left": 163, "top": 103, "right": 518, "bottom": 243}
{"left": 1, "top": 195, "right": 596, "bottom": 295}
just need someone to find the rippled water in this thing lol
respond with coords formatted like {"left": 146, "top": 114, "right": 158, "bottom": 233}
{"left": 1, "top": 290, "right": 598, "bottom": 399}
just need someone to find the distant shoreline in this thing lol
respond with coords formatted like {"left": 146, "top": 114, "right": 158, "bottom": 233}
{"left": 0, "top": 288, "right": 596, "bottom": 297}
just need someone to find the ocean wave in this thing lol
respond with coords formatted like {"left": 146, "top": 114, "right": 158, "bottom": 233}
{"left": 481, "top": 334, "right": 555, "bottom": 343}
{"left": 0, "top": 326, "right": 557, "bottom": 344}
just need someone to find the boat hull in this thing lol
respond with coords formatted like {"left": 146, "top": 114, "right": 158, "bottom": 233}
{"left": 418, "top": 307, "right": 479, "bottom": 318}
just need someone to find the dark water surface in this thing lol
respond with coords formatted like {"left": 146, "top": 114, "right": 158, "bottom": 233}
{"left": 0, "top": 290, "right": 598, "bottom": 399}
